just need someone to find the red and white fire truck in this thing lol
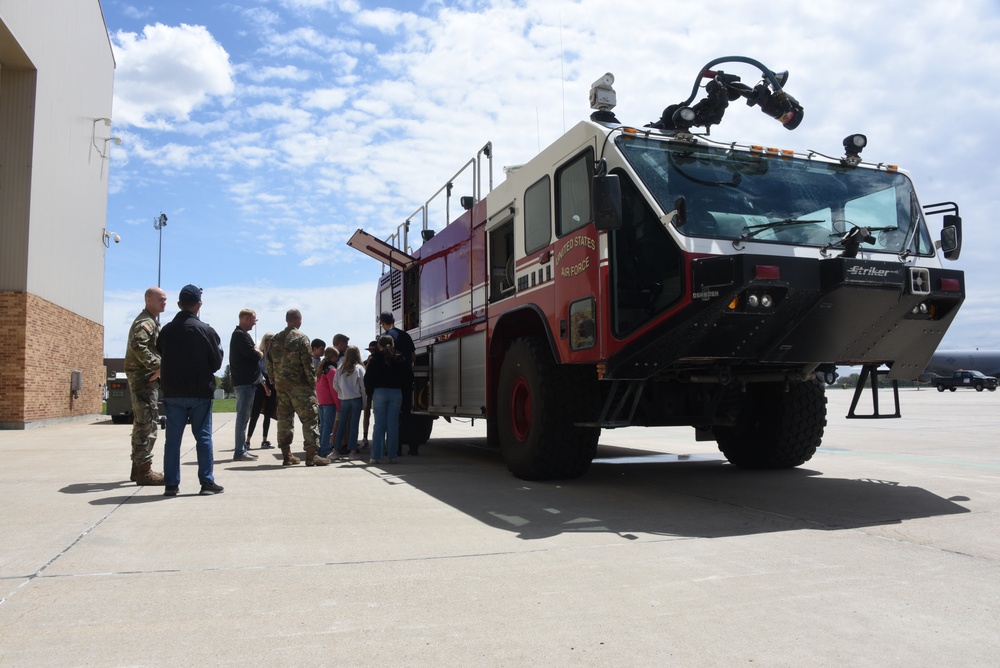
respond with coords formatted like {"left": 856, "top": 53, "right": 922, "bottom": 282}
{"left": 349, "top": 56, "right": 965, "bottom": 480}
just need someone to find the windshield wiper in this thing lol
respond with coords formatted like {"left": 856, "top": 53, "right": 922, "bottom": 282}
{"left": 897, "top": 191, "right": 922, "bottom": 260}
{"left": 820, "top": 225, "right": 897, "bottom": 258}
{"left": 732, "top": 219, "right": 824, "bottom": 249}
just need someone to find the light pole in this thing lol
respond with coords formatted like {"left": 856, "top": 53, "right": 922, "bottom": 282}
{"left": 153, "top": 213, "right": 167, "bottom": 287}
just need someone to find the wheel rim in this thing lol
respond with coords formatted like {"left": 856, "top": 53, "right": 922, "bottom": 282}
{"left": 510, "top": 376, "right": 533, "bottom": 442}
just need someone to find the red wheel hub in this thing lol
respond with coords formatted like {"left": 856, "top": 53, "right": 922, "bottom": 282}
{"left": 509, "top": 376, "right": 532, "bottom": 442}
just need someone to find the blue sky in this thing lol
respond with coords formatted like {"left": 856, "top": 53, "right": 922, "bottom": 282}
{"left": 101, "top": 0, "right": 1000, "bottom": 358}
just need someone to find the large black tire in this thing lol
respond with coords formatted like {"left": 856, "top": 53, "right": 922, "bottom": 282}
{"left": 496, "top": 337, "right": 599, "bottom": 480}
{"left": 975, "top": 384, "right": 984, "bottom": 392}
{"left": 713, "top": 379, "right": 827, "bottom": 469}
{"left": 110, "top": 414, "right": 130, "bottom": 425}
{"left": 949, "top": 387, "right": 957, "bottom": 392}
{"left": 937, "top": 384, "right": 945, "bottom": 392}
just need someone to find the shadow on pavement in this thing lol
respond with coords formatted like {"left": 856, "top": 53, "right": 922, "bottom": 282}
{"left": 60, "top": 480, "right": 135, "bottom": 494}
{"left": 384, "top": 437, "right": 970, "bottom": 541}
{"left": 88, "top": 494, "right": 169, "bottom": 505}
{"left": 59, "top": 481, "right": 169, "bottom": 504}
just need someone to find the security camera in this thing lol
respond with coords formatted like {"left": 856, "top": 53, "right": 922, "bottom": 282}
{"left": 113, "top": 233, "right": 121, "bottom": 244}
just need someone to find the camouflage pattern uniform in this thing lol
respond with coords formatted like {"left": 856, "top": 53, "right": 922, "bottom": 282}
{"left": 125, "top": 308, "right": 160, "bottom": 465}
{"left": 266, "top": 324, "right": 319, "bottom": 451}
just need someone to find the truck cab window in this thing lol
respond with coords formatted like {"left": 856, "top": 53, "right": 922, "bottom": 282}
{"left": 556, "top": 149, "right": 593, "bottom": 236}
{"left": 489, "top": 218, "right": 516, "bottom": 303}
{"left": 524, "top": 176, "right": 551, "bottom": 254}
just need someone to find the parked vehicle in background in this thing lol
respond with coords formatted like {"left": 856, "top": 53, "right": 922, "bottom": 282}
{"left": 935, "top": 370, "right": 998, "bottom": 392}
{"left": 106, "top": 375, "right": 133, "bottom": 423}
{"left": 106, "top": 374, "right": 167, "bottom": 424}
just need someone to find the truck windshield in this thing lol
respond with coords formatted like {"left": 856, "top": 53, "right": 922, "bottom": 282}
{"left": 616, "top": 135, "right": 934, "bottom": 256}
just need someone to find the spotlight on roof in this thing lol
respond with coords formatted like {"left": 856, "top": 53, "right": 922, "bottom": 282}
{"left": 841, "top": 133, "right": 867, "bottom": 167}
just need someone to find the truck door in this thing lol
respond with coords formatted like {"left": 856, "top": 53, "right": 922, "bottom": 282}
{"left": 552, "top": 146, "right": 601, "bottom": 362}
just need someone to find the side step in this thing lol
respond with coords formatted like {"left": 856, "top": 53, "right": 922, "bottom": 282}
{"left": 847, "top": 364, "right": 901, "bottom": 419}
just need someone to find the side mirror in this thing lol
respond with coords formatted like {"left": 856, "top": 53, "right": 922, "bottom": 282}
{"left": 672, "top": 196, "right": 687, "bottom": 228}
{"left": 593, "top": 174, "right": 622, "bottom": 231}
{"left": 941, "top": 214, "right": 962, "bottom": 261}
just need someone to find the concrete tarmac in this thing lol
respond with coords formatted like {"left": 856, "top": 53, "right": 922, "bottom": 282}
{"left": 1, "top": 388, "right": 998, "bottom": 666}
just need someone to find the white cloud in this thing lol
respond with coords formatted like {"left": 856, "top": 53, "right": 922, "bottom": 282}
{"left": 279, "top": 0, "right": 361, "bottom": 13}
{"left": 123, "top": 5, "right": 153, "bottom": 20}
{"left": 240, "top": 7, "right": 281, "bottom": 30}
{"left": 301, "top": 87, "right": 349, "bottom": 110}
{"left": 260, "top": 26, "right": 357, "bottom": 63}
{"left": 245, "top": 65, "right": 311, "bottom": 83}
{"left": 355, "top": 8, "right": 431, "bottom": 35}
{"left": 111, "top": 23, "right": 235, "bottom": 129}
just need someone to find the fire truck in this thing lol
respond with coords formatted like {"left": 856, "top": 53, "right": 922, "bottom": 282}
{"left": 348, "top": 56, "right": 965, "bottom": 480}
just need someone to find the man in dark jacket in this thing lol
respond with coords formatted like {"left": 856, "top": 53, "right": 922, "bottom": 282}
{"left": 230, "top": 308, "right": 262, "bottom": 462}
{"left": 157, "top": 284, "right": 225, "bottom": 497}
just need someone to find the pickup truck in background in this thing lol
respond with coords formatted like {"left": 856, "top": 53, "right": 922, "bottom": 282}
{"left": 935, "top": 370, "right": 998, "bottom": 392}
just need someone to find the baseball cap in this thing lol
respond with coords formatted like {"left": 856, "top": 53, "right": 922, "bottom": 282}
{"left": 179, "top": 284, "right": 203, "bottom": 305}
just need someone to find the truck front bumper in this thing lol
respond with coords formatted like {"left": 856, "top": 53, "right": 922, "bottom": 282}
{"left": 607, "top": 254, "right": 965, "bottom": 381}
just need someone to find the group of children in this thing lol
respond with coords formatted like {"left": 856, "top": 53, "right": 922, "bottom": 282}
{"left": 313, "top": 332, "right": 414, "bottom": 464}
{"left": 315, "top": 343, "right": 369, "bottom": 460}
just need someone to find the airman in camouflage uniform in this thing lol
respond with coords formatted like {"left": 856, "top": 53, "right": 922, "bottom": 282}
{"left": 124, "top": 287, "right": 168, "bottom": 485}
{"left": 265, "top": 309, "right": 330, "bottom": 466}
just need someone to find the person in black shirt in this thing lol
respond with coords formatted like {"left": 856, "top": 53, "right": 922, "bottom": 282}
{"left": 379, "top": 312, "right": 417, "bottom": 454}
{"left": 361, "top": 340, "right": 377, "bottom": 448}
{"left": 157, "top": 284, "right": 225, "bottom": 497}
{"left": 230, "top": 308, "right": 262, "bottom": 462}
{"left": 363, "top": 335, "right": 411, "bottom": 464}
{"left": 246, "top": 333, "right": 276, "bottom": 449}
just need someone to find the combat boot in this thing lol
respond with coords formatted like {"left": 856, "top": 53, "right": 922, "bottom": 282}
{"left": 130, "top": 461, "right": 138, "bottom": 482}
{"left": 305, "top": 448, "right": 331, "bottom": 467}
{"left": 281, "top": 446, "right": 300, "bottom": 466}
{"left": 133, "top": 461, "right": 165, "bottom": 486}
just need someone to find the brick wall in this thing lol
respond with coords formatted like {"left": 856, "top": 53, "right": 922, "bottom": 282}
{"left": 0, "top": 291, "right": 104, "bottom": 427}
{"left": 0, "top": 292, "right": 29, "bottom": 423}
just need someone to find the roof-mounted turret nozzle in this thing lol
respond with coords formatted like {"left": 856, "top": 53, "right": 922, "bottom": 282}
{"left": 590, "top": 72, "right": 619, "bottom": 123}
{"left": 647, "top": 56, "right": 804, "bottom": 134}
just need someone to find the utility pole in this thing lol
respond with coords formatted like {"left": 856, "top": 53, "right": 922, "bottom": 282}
{"left": 154, "top": 213, "right": 167, "bottom": 287}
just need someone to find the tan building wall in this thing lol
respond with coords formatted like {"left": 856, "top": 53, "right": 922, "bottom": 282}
{"left": 0, "top": 1, "right": 114, "bottom": 428}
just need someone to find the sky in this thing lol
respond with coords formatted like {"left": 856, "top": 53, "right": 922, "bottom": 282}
{"left": 101, "top": 0, "right": 1000, "bottom": 359}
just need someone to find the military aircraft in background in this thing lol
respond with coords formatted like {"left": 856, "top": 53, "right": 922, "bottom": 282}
{"left": 920, "top": 350, "right": 1000, "bottom": 382}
